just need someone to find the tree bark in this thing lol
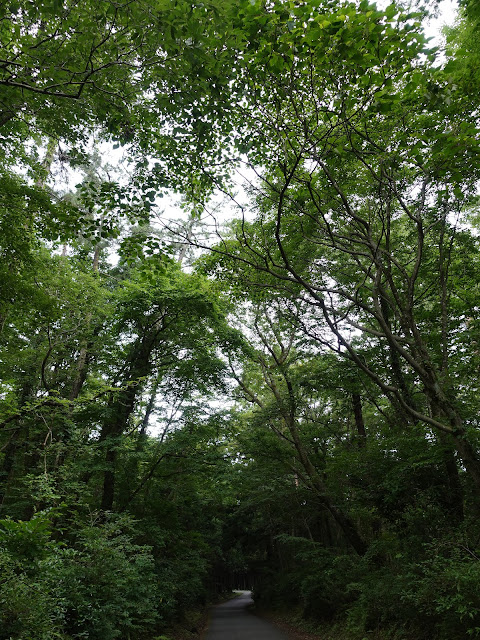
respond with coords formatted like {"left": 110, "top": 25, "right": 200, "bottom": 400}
{"left": 352, "top": 393, "right": 367, "bottom": 446}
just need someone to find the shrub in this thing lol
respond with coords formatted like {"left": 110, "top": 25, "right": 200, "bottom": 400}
{"left": 52, "top": 514, "right": 159, "bottom": 640}
{"left": 402, "top": 542, "right": 480, "bottom": 639}
{"left": 0, "top": 512, "right": 160, "bottom": 640}
{"left": 0, "top": 514, "right": 65, "bottom": 640}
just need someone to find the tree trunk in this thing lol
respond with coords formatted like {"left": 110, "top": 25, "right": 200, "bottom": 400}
{"left": 137, "top": 379, "right": 159, "bottom": 446}
{"left": 101, "top": 446, "right": 116, "bottom": 512}
{"left": 352, "top": 393, "right": 367, "bottom": 446}
{"left": 0, "top": 434, "right": 18, "bottom": 510}
{"left": 69, "top": 244, "right": 102, "bottom": 401}
{"left": 439, "top": 435, "right": 464, "bottom": 523}
{"left": 453, "top": 434, "right": 480, "bottom": 500}
{"left": 287, "top": 417, "right": 367, "bottom": 555}
{"left": 98, "top": 329, "right": 159, "bottom": 511}
{"left": 320, "top": 493, "right": 368, "bottom": 556}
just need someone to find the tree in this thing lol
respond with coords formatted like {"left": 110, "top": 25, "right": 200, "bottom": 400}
{"left": 93, "top": 257, "right": 241, "bottom": 511}
{"left": 194, "top": 0, "right": 480, "bottom": 505}
{"left": 226, "top": 300, "right": 369, "bottom": 555}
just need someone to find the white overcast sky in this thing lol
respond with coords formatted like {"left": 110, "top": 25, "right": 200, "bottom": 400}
{"left": 425, "top": 0, "right": 458, "bottom": 44}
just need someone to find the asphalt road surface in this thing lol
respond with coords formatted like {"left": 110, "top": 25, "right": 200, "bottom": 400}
{"left": 204, "top": 591, "right": 289, "bottom": 640}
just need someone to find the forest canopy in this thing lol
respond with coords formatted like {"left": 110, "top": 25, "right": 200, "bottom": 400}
{"left": 1, "top": 1, "right": 480, "bottom": 639}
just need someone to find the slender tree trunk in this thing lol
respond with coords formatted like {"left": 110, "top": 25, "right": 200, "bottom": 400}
{"left": 0, "top": 435, "right": 18, "bottom": 510}
{"left": 137, "top": 379, "right": 159, "bottom": 445}
{"left": 0, "top": 381, "right": 35, "bottom": 508}
{"left": 69, "top": 244, "right": 101, "bottom": 401}
{"left": 352, "top": 393, "right": 366, "bottom": 446}
{"left": 287, "top": 417, "right": 367, "bottom": 555}
{"left": 320, "top": 493, "right": 367, "bottom": 555}
{"left": 431, "top": 400, "right": 464, "bottom": 522}
{"left": 453, "top": 434, "right": 480, "bottom": 498}
{"left": 99, "top": 381, "right": 142, "bottom": 511}
{"left": 439, "top": 435, "right": 464, "bottom": 522}
{"left": 101, "top": 446, "right": 117, "bottom": 512}
{"left": 429, "top": 391, "right": 480, "bottom": 501}
{"left": 260, "top": 362, "right": 368, "bottom": 555}
{"left": 98, "top": 329, "right": 159, "bottom": 511}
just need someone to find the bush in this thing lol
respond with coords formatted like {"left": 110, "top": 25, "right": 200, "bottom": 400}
{"left": 0, "top": 554, "right": 64, "bottom": 640}
{"left": 402, "top": 542, "right": 480, "bottom": 639}
{"left": 52, "top": 514, "right": 159, "bottom": 640}
{"left": 0, "top": 512, "right": 160, "bottom": 640}
{"left": 343, "top": 537, "right": 480, "bottom": 640}
{"left": 0, "top": 514, "right": 65, "bottom": 640}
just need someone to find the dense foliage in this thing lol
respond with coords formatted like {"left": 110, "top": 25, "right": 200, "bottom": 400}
{"left": 1, "top": 0, "right": 479, "bottom": 639}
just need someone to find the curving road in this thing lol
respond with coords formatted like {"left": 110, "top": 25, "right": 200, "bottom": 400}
{"left": 204, "top": 591, "right": 289, "bottom": 640}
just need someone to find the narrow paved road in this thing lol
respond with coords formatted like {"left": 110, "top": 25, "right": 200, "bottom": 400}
{"left": 204, "top": 591, "right": 289, "bottom": 640}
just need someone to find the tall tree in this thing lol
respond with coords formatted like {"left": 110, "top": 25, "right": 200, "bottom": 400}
{"left": 227, "top": 301, "right": 369, "bottom": 554}
{"left": 194, "top": 0, "right": 480, "bottom": 505}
